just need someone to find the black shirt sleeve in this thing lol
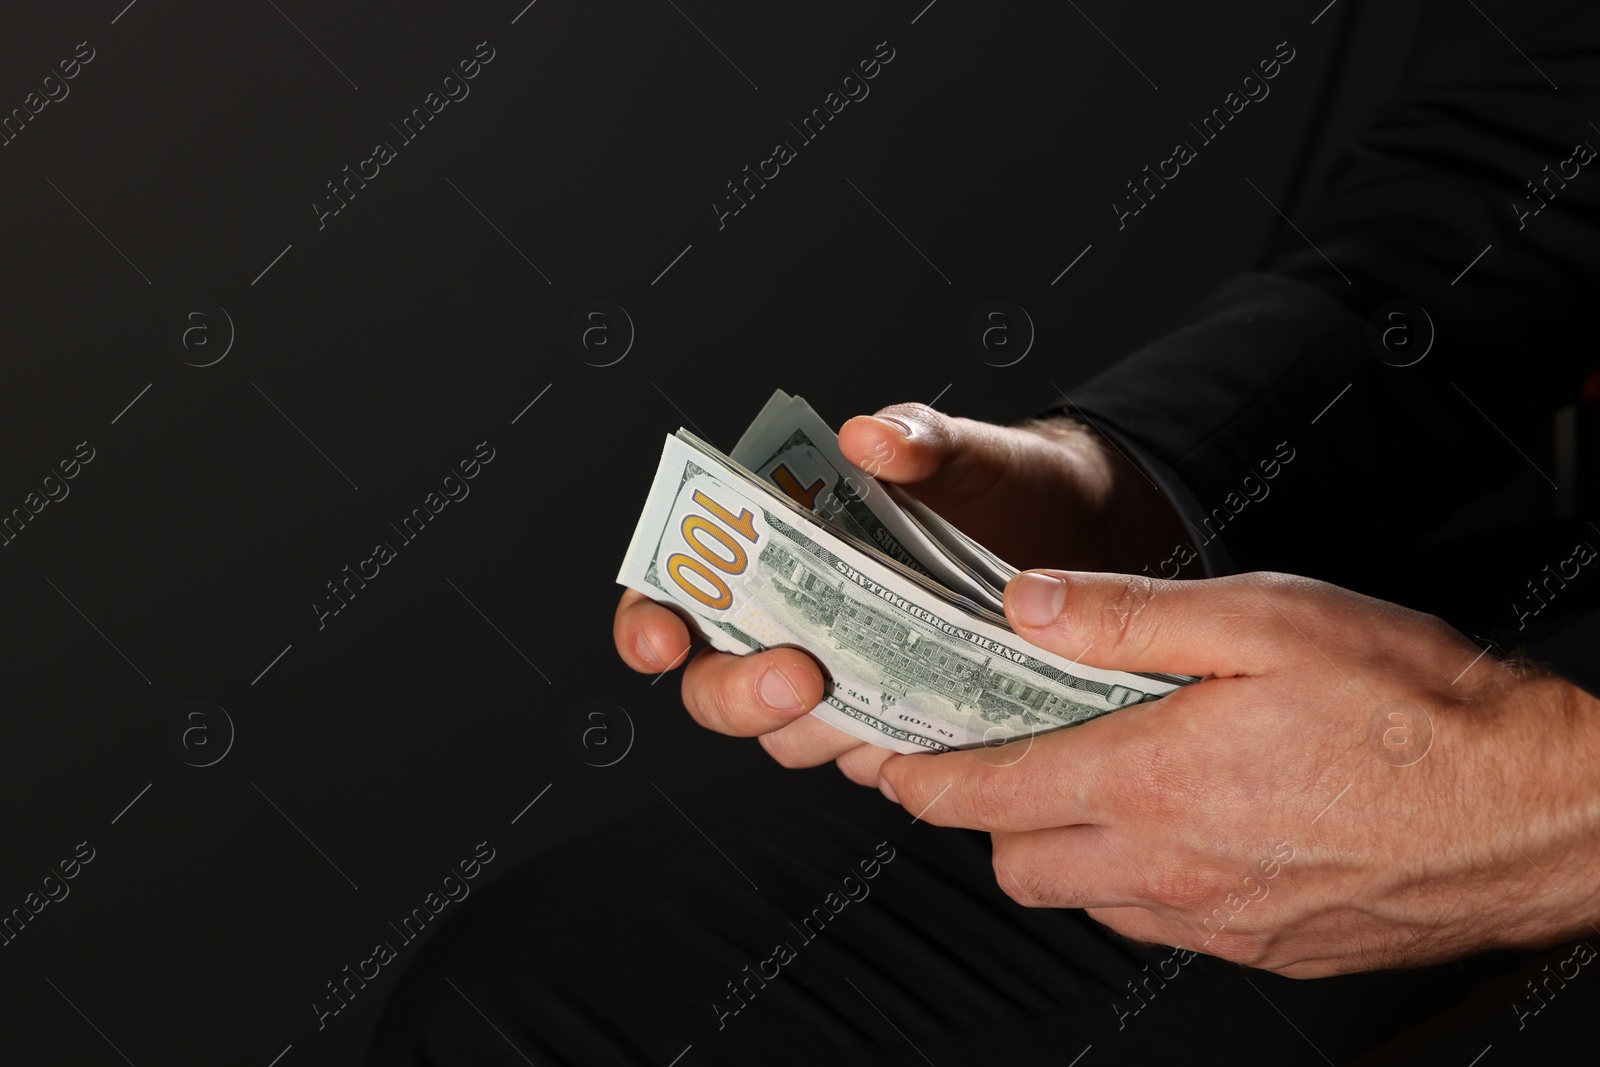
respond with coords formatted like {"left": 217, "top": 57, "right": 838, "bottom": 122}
{"left": 1062, "top": 0, "right": 1600, "bottom": 673}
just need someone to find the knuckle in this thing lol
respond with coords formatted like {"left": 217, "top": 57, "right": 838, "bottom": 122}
{"left": 991, "top": 843, "right": 1047, "bottom": 908}
{"left": 1241, "top": 570, "right": 1326, "bottom": 617}
{"left": 1097, "top": 574, "right": 1159, "bottom": 659}
{"left": 1246, "top": 570, "right": 1297, "bottom": 593}
{"left": 1246, "top": 570, "right": 1324, "bottom": 601}
{"left": 1127, "top": 742, "right": 1196, "bottom": 820}
{"left": 1142, "top": 865, "right": 1215, "bottom": 912}
{"left": 962, "top": 765, "right": 1012, "bottom": 827}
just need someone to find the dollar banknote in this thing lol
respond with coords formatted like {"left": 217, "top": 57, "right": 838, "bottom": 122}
{"left": 889, "top": 484, "right": 1017, "bottom": 592}
{"left": 733, "top": 391, "right": 1019, "bottom": 597}
{"left": 729, "top": 390, "right": 1005, "bottom": 612}
{"left": 618, "top": 429, "right": 1186, "bottom": 754}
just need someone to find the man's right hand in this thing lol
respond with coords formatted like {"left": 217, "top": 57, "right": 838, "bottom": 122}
{"left": 611, "top": 402, "right": 1189, "bottom": 785}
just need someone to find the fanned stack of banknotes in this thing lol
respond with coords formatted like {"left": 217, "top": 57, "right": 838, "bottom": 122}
{"left": 617, "top": 391, "right": 1192, "bottom": 754}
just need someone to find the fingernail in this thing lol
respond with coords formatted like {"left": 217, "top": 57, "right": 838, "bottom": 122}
{"left": 635, "top": 631, "right": 663, "bottom": 669}
{"left": 759, "top": 666, "right": 804, "bottom": 711}
{"left": 1009, "top": 572, "right": 1067, "bottom": 627}
{"left": 879, "top": 776, "right": 899, "bottom": 804}
{"left": 869, "top": 414, "right": 913, "bottom": 438}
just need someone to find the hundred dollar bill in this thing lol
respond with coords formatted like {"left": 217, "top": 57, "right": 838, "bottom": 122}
{"left": 618, "top": 431, "right": 1185, "bottom": 754}
{"left": 888, "top": 483, "right": 1016, "bottom": 592}
{"left": 729, "top": 391, "right": 1005, "bottom": 612}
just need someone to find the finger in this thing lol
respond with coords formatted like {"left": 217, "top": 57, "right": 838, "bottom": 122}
{"left": 837, "top": 404, "right": 1023, "bottom": 504}
{"left": 679, "top": 645, "right": 824, "bottom": 737}
{"left": 876, "top": 730, "right": 1109, "bottom": 832}
{"left": 834, "top": 742, "right": 894, "bottom": 787}
{"left": 758, "top": 712, "right": 866, "bottom": 769}
{"left": 991, "top": 826, "right": 1148, "bottom": 909}
{"left": 1004, "top": 570, "right": 1286, "bottom": 678}
{"left": 613, "top": 590, "right": 693, "bottom": 674}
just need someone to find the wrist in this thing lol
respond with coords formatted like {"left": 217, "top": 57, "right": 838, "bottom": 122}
{"left": 1460, "top": 664, "right": 1600, "bottom": 950}
{"left": 1534, "top": 670, "right": 1600, "bottom": 944}
{"left": 1015, "top": 416, "right": 1193, "bottom": 575}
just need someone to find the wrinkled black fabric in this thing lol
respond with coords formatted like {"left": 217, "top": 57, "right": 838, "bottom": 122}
{"left": 367, "top": 763, "right": 1546, "bottom": 1066}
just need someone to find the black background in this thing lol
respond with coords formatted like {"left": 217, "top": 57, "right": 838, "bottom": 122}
{"left": 0, "top": 2, "right": 1424, "bottom": 1064}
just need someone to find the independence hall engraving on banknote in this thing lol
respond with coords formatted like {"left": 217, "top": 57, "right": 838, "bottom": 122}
{"left": 761, "top": 541, "right": 1142, "bottom": 728}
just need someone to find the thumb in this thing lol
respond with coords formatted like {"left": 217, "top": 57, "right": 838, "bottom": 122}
{"left": 837, "top": 403, "right": 1023, "bottom": 503}
{"left": 1004, "top": 569, "right": 1273, "bottom": 678}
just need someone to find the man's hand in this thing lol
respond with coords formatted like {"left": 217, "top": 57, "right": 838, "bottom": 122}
{"left": 612, "top": 403, "right": 1187, "bottom": 781}
{"left": 876, "top": 568, "right": 1600, "bottom": 977}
